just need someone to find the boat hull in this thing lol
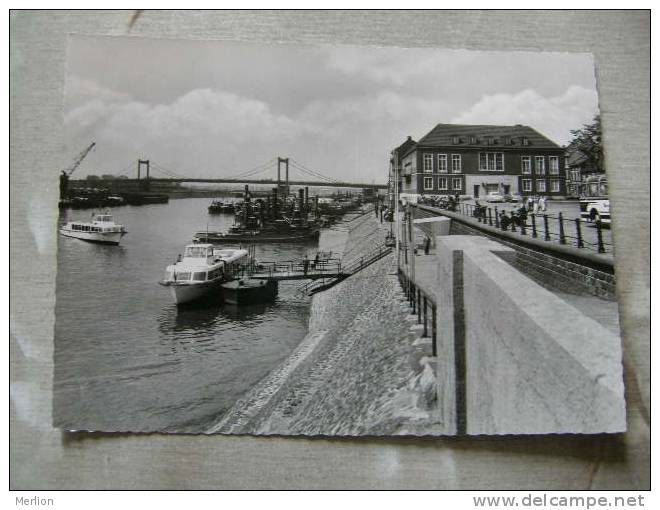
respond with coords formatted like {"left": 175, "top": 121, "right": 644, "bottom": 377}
{"left": 194, "top": 230, "right": 320, "bottom": 244}
{"left": 161, "top": 279, "right": 224, "bottom": 305}
{"left": 60, "top": 228, "right": 124, "bottom": 245}
{"left": 220, "top": 279, "right": 278, "bottom": 305}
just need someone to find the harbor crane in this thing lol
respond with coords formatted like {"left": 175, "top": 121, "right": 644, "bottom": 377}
{"left": 59, "top": 141, "right": 96, "bottom": 198}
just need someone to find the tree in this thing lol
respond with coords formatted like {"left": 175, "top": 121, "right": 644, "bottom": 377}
{"left": 568, "top": 114, "right": 604, "bottom": 173}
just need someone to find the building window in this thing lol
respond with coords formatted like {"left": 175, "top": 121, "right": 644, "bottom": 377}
{"left": 522, "top": 136, "right": 530, "bottom": 146}
{"left": 451, "top": 154, "right": 462, "bottom": 173}
{"left": 469, "top": 135, "right": 477, "bottom": 144}
{"left": 571, "top": 169, "right": 581, "bottom": 181}
{"left": 452, "top": 135, "right": 460, "bottom": 144}
{"left": 522, "top": 179, "right": 532, "bottom": 192}
{"left": 536, "top": 180, "right": 546, "bottom": 192}
{"left": 423, "top": 154, "right": 433, "bottom": 173}
{"left": 437, "top": 154, "right": 448, "bottom": 173}
{"left": 551, "top": 180, "right": 561, "bottom": 192}
{"left": 423, "top": 177, "right": 434, "bottom": 190}
{"left": 549, "top": 156, "right": 559, "bottom": 175}
{"left": 504, "top": 135, "right": 512, "bottom": 145}
{"left": 479, "top": 152, "right": 504, "bottom": 171}
{"left": 521, "top": 156, "right": 531, "bottom": 174}
{"left": 535, "top": 156, "right": 546, "bottom": 175}
{"left": 452, "top": 178, "right": 462, "bottom": 191}
{"left": 438, "top": 177, "right": 448, "bottom": 190}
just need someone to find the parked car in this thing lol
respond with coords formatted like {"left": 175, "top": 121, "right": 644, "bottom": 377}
{"left": 504, "top": 193, "right": 522, "bottom": 203}
{"left": 485, "top": 191, "right": 504, "bottom": 203}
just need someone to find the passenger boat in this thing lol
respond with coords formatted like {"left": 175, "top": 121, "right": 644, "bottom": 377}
{"left": 159, "top": 243, "right": 249, "bottom": 305}
{"left": 59, "top": 213, "right": 127, "bottom": 245}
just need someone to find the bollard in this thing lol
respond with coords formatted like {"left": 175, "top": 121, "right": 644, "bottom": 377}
{"left": 575, "top": 218, "right": 584, "bottom": 248}
{"left": 596, "top": 220, "right": 606, "bottom": 253}
{"left": 558, "top": 212, "right": 566, "bottom": 244}
{"left": 510, "top": 211, "right": 516, "bottom": 232}
{"left": 531, "top": 214, "right": 537, "bottom": 238}
{"left": 494, "top": 207, "right": 500, "bottom": 228}
{"left": 543, "top": 214, "right": 550, "bottom": 241}
{"left": 488, "top": 207, "right": 493, "bottom": 226}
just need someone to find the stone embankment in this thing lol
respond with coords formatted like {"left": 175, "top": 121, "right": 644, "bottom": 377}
{"left": 208, "top": 210, "right": 442, "bottom": 436}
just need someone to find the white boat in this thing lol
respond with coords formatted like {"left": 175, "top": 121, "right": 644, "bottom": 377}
{"left": 159, "top": 243, "right": 249, "bottom": 305}
{"left": 59, "top": 213, "right": 127, "bottom": 245}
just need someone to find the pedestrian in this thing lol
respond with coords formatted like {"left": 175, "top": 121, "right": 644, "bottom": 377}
{"left": 303, "top": 254, "right": 309, "bottom": 275}
{"left": 527, "top": 196, "right": 534, "bottom": 212}
{"left": 313, "top": 252, "right": 320, "bottom": 269}
{"left": 424, "top": 235, "right": 431, "bottom": 255}
{"left": 499, "top": 210, "right": 511, "bottom": 231}
{"left": 532, "top": 198, "right": 539, "bottom": 215}
{"left": 538, "top": 195, "right": 547, "bottom": 212}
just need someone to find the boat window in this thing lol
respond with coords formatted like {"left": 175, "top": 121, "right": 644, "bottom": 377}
{"left": 164, "top": 271, "right": 173, "bottom": 281}
{"left": 193, "top": 272, "right": 207, "bottom": 281}
{"left": 184, "top": 246, "right": 210, "bottom": 258}
{"left": 175, "top": 272, "right": 191, "bottom": 281}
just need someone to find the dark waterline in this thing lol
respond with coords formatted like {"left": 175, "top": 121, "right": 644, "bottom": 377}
{"left": 53, "top": 197, "right": 348, "bottom": 433}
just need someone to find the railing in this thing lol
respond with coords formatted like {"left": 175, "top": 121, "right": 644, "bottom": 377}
{"left": 432, "top": 202, "right": 613, "bottom": 254}
{"left": 297, "top": 244, "right": 393, "bottom": 295}
{"left": 397, "top": 267, "right": 437, "bottom": 357}
{"left": 252, "top": 257, "right": 343, "bottom": 278}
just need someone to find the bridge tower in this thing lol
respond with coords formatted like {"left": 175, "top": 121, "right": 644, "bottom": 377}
{"left": 138, "top": 159, "right": 150, "bottom": 191}
{"left": 277, "top": 157, "right": 289, "bottom": 197}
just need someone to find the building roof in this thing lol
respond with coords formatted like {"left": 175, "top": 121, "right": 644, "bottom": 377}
{"left": 416, "top": 123, "right": 561, "bottom": 150}
{"left": 392, "top": 136, "right": 417, "bottom": 160}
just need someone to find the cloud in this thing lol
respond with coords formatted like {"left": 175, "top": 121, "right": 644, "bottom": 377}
{"left": 64, "top": 79, "right": 450, "bottom": 181}
{"left": 451, "top": 85, "right": 599, "bottom": 145}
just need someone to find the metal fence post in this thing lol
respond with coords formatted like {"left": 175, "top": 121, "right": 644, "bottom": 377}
{"left": 423, "top": 296, "right": 428, "bottom": 337}
{"left": 417, "top": 288, "right": 422, "bottom": 323}
{"left": 543, "top": 214, "right": 550, "bottom": 241}
{"left": 531, "top": 214, "right": 537, "bottom": 238}
{"left": 488, "top": 207, "right": 493, "bottom": 226}
{"left": 494, "top": 206, "right": 499, "bottom": 228}
{"left": 431, "top": 304, "right": 437, "bottom": 357}
{"left": 596, "top": 220, "right": 606, "bottom": 253}
{"left": 575, "top": 218, "right": 584, "bottom": 248}
{"left": 558, "top": 212, "right": 566, "bottom": 244}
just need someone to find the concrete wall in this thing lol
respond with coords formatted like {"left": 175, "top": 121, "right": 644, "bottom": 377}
{"left": 433, "top": 236, "right": 626, "bottom": 435}
{"left": 413, "top": 216, "right": 451, "bottom": 248}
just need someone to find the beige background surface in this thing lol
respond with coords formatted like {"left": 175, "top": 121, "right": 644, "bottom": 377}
{"left": 10, "top": 10, "right": 650, "bottom": 489}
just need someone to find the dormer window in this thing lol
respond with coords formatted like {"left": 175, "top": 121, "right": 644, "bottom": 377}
{"left": 503, "top": 135, "right": 512, "bottom": 145}
{"left": 521, "top": 136, "right": 530, "bottom": 146}
{"left": 452, "top": 135, "right": 460, "bottom": 144}
{"left": 485, "top": 136, "right": 493, "bottom": 146}
{"left": 469, "top": 135, "right": 477, "bottom": 144}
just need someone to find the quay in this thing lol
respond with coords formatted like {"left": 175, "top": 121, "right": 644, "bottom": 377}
{"left": 209, "top": 201, "right": 625, "bottom": 436}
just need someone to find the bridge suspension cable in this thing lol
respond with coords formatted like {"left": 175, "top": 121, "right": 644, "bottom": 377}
{"left": 224, "top": 158, "right": 277, "bottom": 179}
{"left": 289, "top": 158, "right": 340, "bottom": 184}
{"left": 150, "top": 161, "right": 187, "bottom": 179}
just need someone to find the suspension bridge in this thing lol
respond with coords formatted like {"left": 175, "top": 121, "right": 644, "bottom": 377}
{"left": 81, "top": 156, "right": 386, "bottom": 190}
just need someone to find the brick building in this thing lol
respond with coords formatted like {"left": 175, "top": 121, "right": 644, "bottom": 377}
{"left": 391, "top": 123, "right": 566, "bottom": 199}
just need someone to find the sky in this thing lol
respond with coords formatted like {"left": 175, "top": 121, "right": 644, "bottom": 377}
{"left": 64, "top": 35, "right": 599, "bottom": 183}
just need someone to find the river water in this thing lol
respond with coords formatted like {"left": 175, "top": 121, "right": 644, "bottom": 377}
{"left": 53, "top": 197, "right": 348, "bottom": 433}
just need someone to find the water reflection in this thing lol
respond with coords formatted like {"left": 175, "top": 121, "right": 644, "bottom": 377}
{"left": 54, "top": 197, "right": 345, "bottom": 432}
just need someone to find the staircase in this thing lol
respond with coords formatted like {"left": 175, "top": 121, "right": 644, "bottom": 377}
{"left": 297, "top": 244, "right": 392, "bottom": 295}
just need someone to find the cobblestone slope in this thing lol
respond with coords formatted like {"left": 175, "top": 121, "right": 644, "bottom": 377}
{"left": 210, "top": 213, "right": 442, "bottom": 436}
